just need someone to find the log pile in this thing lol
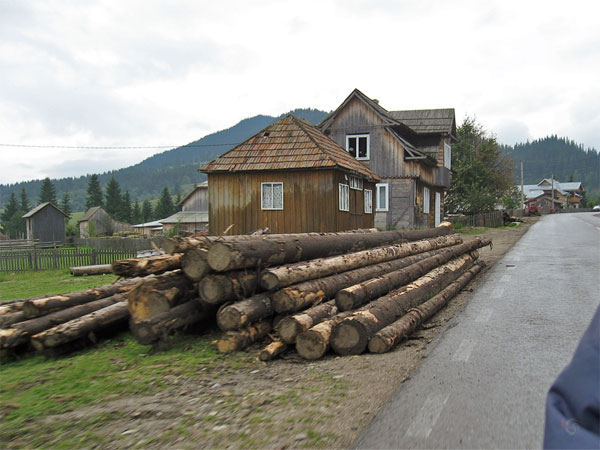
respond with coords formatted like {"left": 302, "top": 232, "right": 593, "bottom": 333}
{"left": 0, "top": 223, "right": 491, "bottom": 361}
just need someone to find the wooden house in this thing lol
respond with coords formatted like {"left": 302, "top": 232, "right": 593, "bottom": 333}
{"left": 22, "top": 202, "right": 67, "bottom": 243}
{"left": 319, "top": 89, "right": 456, "bottom": 229}
{"left": 201, "top": 115, "right": 380, "bottom": 235}
{"left": 78, "top": 206, "right": 133, "bottom": 237}
{"left": 159, "top": 182, "right": 210, "bottom": 234}
{"left": 131, "top": 220, "right": 163, "bottom": 236}
{"left": 521, "top": 179, "right": 583, "bottom": 212}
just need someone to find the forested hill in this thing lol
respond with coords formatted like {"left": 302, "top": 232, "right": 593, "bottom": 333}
{"left": 501, "top": 136, "right": 600, "bottom": 193}
{"left": 0, "top": 108, "right": 329, "bottom": 211}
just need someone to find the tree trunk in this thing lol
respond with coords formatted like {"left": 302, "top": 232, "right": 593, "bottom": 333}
{"left": 330, "top": 253, "right": 476, "bottom": 356}
{"left": 30, "top": 301, "right": 130, "bottom": 351}
{"left": 215, "top": 320, "right": 271, "bottom": 352}
{"left": 369, "top": 264, "right": 484, "bottom": 354}
{"left": 216, "top": 293, "right": 272, "bottom": 331}
{"left": 130, "top": 298, "right": 215, "bottom": 345}
{"left": 295, "top": 311, "right": 354, "bottom": 360}
{"left": 127, "top": 271, "right": 195, "bottom": 324}
{"left": 70, "top": 264, "right": 113, "bottom": 276}
{"left": 270, "top": 246, "right": 456, "bottom": 314}
{"left": 335, "top": 239, "right": 489, "bottom": 311}
{"left": 111, "top": 254, "right": 183, "bottom": 277}
{"left": 21, "top": 278, "right": 141, "bottom": 318}
{"left": 259, "top": 341, "right": 288, "bottom": 361}
{"left": 262, "top": 234, "right": 462, "bottom": 291}
{"left": 0, "top": 293, "right": 126, "bottom": 349}
{"left": 207, "top": 225, "right": 453, "bottom": 272}
{"left": 198, "top": 270, "right": 260, "bottom": 305}
{"left": 276, "top": 300, "right": 338, "bottom": 344}
{"left": 181, "top": 247, "right": 211, "bottom": 281}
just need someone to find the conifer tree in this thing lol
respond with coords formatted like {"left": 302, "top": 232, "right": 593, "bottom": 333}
{"left": 60, "top": 193, "right": 72, "bottom": 220}
{"left": 141, "top": 199, "right": 153, "bottom": 223}
{"left": 132, "top": 200, "right": 142, "bottom": 224}
{"left": 155, "top": 186, "right": 175, "bottom": 219}
{"left": 85, "top": 174, "right": 103, "bottom": 209}
{"left": 104, "top": 176, "right": 122, "bottom": 218}
{"left": 38, "top": 177, "right": 57, "bottom": 205}
{"left": 19, "top": 188, "right": 31, "bottom": 213}
{"left": 120, "top": 190, "right": 132, "bottom": 223}
{"left": 1, "top": 192, "right": 19, "bottom": 237}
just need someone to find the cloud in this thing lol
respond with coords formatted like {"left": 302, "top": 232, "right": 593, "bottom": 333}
{"left": 492, "top": 119, "right": 533, "bottom": 146}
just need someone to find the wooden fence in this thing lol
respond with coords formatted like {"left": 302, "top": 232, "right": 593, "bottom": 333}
{"left": 446, "top": 211, "right": 503, "bottom": 228}
{"left": 72, "top": 237, "right": 164, "bottom": 252}
{"left": 0, "top": 248, "right": 136, "bottom": 273}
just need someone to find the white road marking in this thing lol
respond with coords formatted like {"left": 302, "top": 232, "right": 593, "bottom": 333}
{"left": 404, "top": 394, "right": 449, "bottom": 438}
{"left": 492, "top": 287, "right": 504, "bottom": 298}
{"left": 506, "top": 265, "right": 516, "bottom": 270}
{"left": 500, "top": 275, "right": 511, "bottom": 283}
{"left": 475, "top": 308, "right": 493, "bottom": 323}
{"left": 452, "top": 339, "right": 476, "bottom": 362}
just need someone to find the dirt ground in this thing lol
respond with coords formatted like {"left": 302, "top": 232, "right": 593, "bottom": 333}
{"left": 12, "top": 219, "right": 538, "bottom": 449}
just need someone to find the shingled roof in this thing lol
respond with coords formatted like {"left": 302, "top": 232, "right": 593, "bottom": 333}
{"left": 201, "top": 115, "right": 380, "bottom": 181}
{"left": 388, "top": 109, "right": 456, "bottom": 136}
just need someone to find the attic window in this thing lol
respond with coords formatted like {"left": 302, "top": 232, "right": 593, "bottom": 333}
{"left": 346, "top": 134, "right": 370, "bottom": 160}
{"left": 263, "top": 132, "right": 270, "bottom": 137}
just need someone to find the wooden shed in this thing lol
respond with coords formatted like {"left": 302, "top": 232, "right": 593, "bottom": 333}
{"left": 22, "top": 202, "right": 67, "bottom": 244}
{"left": 201, "top": 115, "right": 380, "bottom": 235}
{"left": 78, "top": 206, "right": 133, "bottom": 237}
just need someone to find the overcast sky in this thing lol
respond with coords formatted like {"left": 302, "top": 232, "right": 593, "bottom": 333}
{"left": 0, "top": 0, "right": 598, "bottom": 184}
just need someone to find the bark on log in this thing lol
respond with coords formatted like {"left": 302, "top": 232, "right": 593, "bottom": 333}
{"left": 295, "top": 311, "right": 354, "bottom": 360}
{"left": 0, "top": 293, "right": 126, "bottom": 349}
{"left": 207, "top": 225, "right": 453, "bottom": 272}
{"left": 21, "top": 278, "right": 142, "bottom": 319}
{"left": 330, "top": 253, "right": 476, "bottom": 356}
{"left": 259, "top": 341, "right": 288, "bottom": 361}
{"left": 216, "top": 293, "right": 272, "bottom": 331}
{"left": 335, "top": 239, "right": 489, "bottom": 311}
{"left": 130, "top": 298, "right": 215, "bottom": 345}
{"left": 181, "top": 247, "right": 211, "bottom": 281}
{"left": 70, "top": 264, "right": 113, "bottom": 276}
{"left": 369, "top": 264, "right": 484, "bottom": 354}
{"left": 111, "top": 254, "right": 183, "bottom": 278}
{"left": 198, "top": 270, "right": 260, "bottom": 305}
{"left": 271, "top": 246, "right": 456, "bottom": 314}
{"left": 276, "top": 300, "right": 338, "bottom": 344}
{"left": 127, "top": 271, "right": 195, "bottom": 324}
{"left": 215, "top": 320, "right": 272, "bottom": 352}
{"left": 262, "top": 234, "right": 462, "bottom": 291}
{"left": 163, "top": 236, "right": 212, "bottom": 255}
{"left": 0, "top": 311, "right": 27, "bottom": 328}
{"left": 30, "top": 301, "right": 130, "bottom": 351}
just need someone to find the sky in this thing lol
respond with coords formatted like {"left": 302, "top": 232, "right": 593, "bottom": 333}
{"left": 0, "top": 0, "right": 598, "bottom": 184}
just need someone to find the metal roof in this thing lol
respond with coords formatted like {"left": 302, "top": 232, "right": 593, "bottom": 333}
{"left": 159, "top": 211, "right": 209, "bottom": 224}
{"left": 201, "top": 115, "right": 380, "bottom": 181}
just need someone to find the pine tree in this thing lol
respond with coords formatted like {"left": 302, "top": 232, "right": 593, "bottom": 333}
{"left": 1, "top": 192, "right": 19, "bottom": 236}
{"left": 19, "top": 188, "right": 31, "bottom": 213}
{"left": 155, "top": 186, "right": 175, "bottom": 219}
{"left": 132, "top": 200, "right": 142, "bottom": 224}
{"left": 60, "top": 193, "right": 72, "bottom": 220}
{"left": 104, "top": 176, "right": 122, "bottom": 218}
{"left": 38, "top": 177, "right": 57, "bottom": 205}
{"left": 141, "top": 200, "right": 153, "bottom": 223}
{"left": 120, "top": 190, "right": 132, "bottom": 223}
{"left": 85, "top": 174, "right": 103, "bottom": 209}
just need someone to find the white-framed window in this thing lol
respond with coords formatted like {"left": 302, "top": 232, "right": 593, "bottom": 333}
{"left": 444, "top": 142, "right": 452, "bottom": 170}
{"left": 346, "top": 134, "right": 370, "bottom": 160}
{"left": 376, "top": 183, "right": 388, "bottom": 211}
{"left": 364, "top": 189, "right": 373, "bottom": 214}
{"left": 339, "top": 183, "right": 349, "bottom": 211}
{"left": 261, "top": 182, "right": 283, "bottom": 210}
{"left": 423, "top": 186, "right": 430, "bottom": 214}
{"left": 349, "top": 176, "right": 363, "bottom": 190}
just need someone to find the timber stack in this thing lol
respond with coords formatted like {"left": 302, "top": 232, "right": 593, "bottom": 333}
{"left": 0, "top": 223, "right": 491, "bottom": 361}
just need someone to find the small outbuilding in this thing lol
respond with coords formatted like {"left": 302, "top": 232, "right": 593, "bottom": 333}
{"left": 22, "top": 202, "right": 68, "bottom": 244}
{"left": 201, "top": 114, "right": 380, "bottom": 235}
{"left": 78, "top": 206, "right": 133, "bottom": 237}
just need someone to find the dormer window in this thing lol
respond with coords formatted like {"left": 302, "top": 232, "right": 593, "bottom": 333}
{"left": 346, "top": 134, "right": 370, "bottom": 160}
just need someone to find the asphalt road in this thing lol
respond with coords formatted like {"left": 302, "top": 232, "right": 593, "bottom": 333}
{"left": 354, "top": 212, "right": 600, "bottom": 449}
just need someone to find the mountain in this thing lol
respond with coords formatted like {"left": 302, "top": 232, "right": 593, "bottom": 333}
{"left": 501, "top": 136, "right": 600, "bottom": 197}
{"left": 0, "top": 108, "right": 329, "bottom": 212}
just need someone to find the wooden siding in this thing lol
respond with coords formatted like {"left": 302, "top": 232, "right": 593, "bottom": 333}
{"left": 26, "top": 206, "right": 65, "bottom": 243}
{"left": 208, "top": 170, "right": 375, "bottom": 235}
{"left": 182, "top": 186, "right": 209, "bottom": 212}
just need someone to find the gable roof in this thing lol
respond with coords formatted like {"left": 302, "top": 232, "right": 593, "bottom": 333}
{"left": 201, "top": 115, "right": 380, "bottom": 181}
{"left": 79, "top": 206, "right": 104, "bottom": 222}
{"left": 22, "top": 202, "right": 67, "bottom": 218}
{"left": 179, "top": 181, "right": 208, "bottom": 206}
{"left": 388, "top": 109, "right": 456, "bottom": 137}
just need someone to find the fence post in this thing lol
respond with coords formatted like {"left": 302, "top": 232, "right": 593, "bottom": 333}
{"left": 91, "top": 249, "right": 97, "bottom": 266}
{"left": 33, "top": 248, "right": 38, "bottom": 271}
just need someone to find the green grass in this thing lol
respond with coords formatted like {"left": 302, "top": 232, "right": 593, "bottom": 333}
{"left": 0, "top": 269, "right": 119, "bottom": 302}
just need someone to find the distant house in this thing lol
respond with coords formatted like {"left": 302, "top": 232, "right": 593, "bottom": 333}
{"left": 520, "top": 179, "right": 584, "bottom": 212}
{"left": 78, "top": 206, "right": 133, "bottom": 237}
{"left": 132, "top": 220, "right": 164, "bottom": 236}
{"left": 159, "top": 182, "right": 210, "bottom": 234}
{"left": 201, "top": 114, "right": 380, "bottom": 235}
{"left": 319, "top": 89, "right": 456, "bottom": 228}
{"left": 22, "top": 202, "right": 67, "bottom": 243}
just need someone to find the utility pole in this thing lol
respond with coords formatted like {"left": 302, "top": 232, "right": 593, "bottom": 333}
{"left": 520, "top": 161, "right": 524, "bottom": 215}
{"left": 551, "top": 173, "right": 555, "bottom": 213}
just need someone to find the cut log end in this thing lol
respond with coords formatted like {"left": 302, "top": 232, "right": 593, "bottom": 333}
{"left": 198, "top": 276, "right": 226, "bottom": 304}
{"left": 181, "top": 248, "right": 210, "bottom": 281}
{"left": 207, "top": 243, "right": 233, "bottom": 272}
{"left": 260, "top": 272, "right": 279, "bottom": 291}
{"left": 217, "top": 307, "right": 246, "bottom": 331}
{"left": 276, "top": 317, "right": 302, "bottom": 344}
{"left": 259, "top": 341, "right": 287, "bottom": 361}
{"left": 330, "top": 320, "right": 368, "bottom": 356}
{"left": 296, "top": 330, "right": 329, "bottom": 360}
{"left": 335, "top": 291, "right": 357, "bottom": 312}
{"left": 368, "top": 335, "right": 391, "bottom": 354}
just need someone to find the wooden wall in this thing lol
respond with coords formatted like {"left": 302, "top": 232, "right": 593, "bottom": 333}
{"left": 207, "top": 170, "right": 375, "bottom": 235}
{"left": 182, "top": 186, "right": 209, "bottom": 212}
{"left": 27, "top": 206, "right": 65, "bottom": 243}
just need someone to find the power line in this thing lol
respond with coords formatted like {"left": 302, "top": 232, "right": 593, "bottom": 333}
{"left": 0, "top": 142, "right": 241, "bottom": 149}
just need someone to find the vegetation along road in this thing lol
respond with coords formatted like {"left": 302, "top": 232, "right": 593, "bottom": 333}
{"left": 355, "top": 212, "right": 600, "bottom": 448}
